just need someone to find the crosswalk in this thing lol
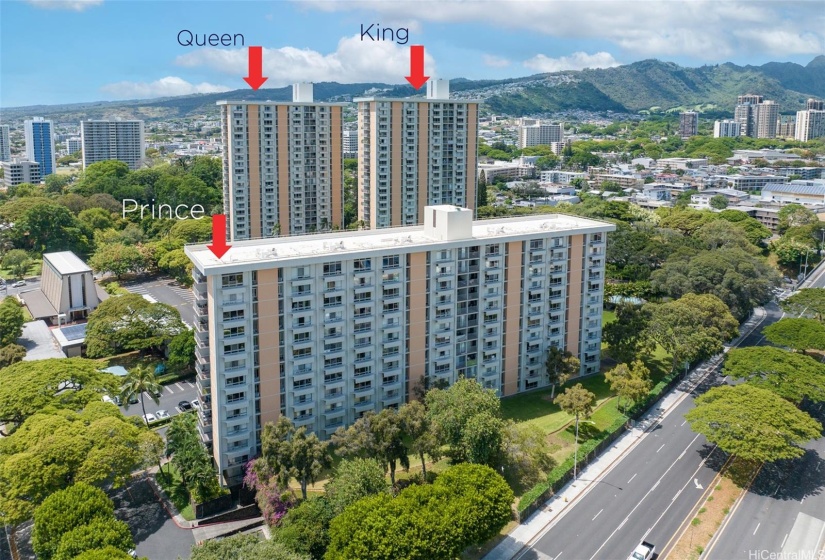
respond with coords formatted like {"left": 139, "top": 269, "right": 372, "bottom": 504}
{"left": 122, "top": 279, "right": 195, "bottom": 303}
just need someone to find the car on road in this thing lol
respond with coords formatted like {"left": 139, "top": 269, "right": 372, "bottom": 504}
{"left": 178, "top": 400, "right": 193, "bottom": 412}
{"left": 628, "top": 540, "right": 655, "bottom": 560}
{"left": 142, "top": 413, "right": 157, "bottom": 424}
{"left": 191, "top": 399, "right": 201, "bottom": 410}
{"left": 12, "top": 281, "right": 25, "bottom": 288}
{"left": 155, "top": 410, "right": 169, "bottom": 419}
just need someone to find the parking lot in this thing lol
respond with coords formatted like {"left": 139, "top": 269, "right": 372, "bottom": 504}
{"left": 120, "top": 276, "right": 195, "bottom": 328}
{"left": 117, "top": 378, "right": 199, "bottom": 423}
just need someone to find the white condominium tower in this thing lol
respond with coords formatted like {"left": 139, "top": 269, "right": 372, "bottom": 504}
{"left": 356, "top": 79, "right": 479, "bottom": 229}
{"left": 80, "top": 119, "right": 145, "bottom": 170}
{"left": 185, "top": 205, "right": 614, "bottom": 485}
{"left": 218, "top": 83, "right": 345, "bottom": 240}
{"left": 734, "top": 94, "right": 778, "bottom": 138}
{"left": 795, "top": 98, "right": 825, "bottom": 142}
{"left": 518, "top": 121, "right": 563, "bottom": 148}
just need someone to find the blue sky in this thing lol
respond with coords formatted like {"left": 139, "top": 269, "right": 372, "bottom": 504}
{"left": 1, "top": 0, "right": 823, "bottom": 107}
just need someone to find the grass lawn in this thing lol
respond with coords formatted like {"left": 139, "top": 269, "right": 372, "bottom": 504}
{"left": 0, "top": 262, "right": 41, "bottom": 280}
{"left": 155, "top": 463, "right": 196, "bottom": 521}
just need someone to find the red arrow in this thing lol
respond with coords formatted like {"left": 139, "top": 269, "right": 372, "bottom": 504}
{"left": 405, "top": 45, "right": 429, "bottom": 90}
{"left": 207, "top": 214, "right": 231, "bottom": 259}
{"left": 243, "top": 46, "right": 268, "bottom": 90}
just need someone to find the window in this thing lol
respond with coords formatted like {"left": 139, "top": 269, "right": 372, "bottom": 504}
{"left": 324, "top": 295, "right": 342, "bottom": 307}
{"left": 354, "top": 258, "right": 372, "bottom": 271}
{"left": 325, "top": 371, "right": 343, "bottom": 383}
{"left": 354, "top": 291, "right": 372, "bottom": 302}
{"left": 223, "top": 310, "right": 244, "bottom": 321}
{"left": 293, "top": 378, "right": 312, "bottom": 389}
{"left": 227, "top": 392, "right": 245, "bottom": 403}
{"left": 294, "top": 332, "right": 311, "bottom": 343}
{"left": 293, "top": 347, "right": 311, "bottom": 358}
{"left": 323, "top": 262, "right": 342, "bottom": 276}
{"left": 382, "top": 255, "right": 400, "bottom": 268}
{"left": 293, "top": 300, "right": 311, "bottom": 311}
{"left": 223, "top": 326, "right": 245, "bottom": 338}
{"left": 383, "top": 302, "right": 400, "bottom": 313}
{"left": 383, "top": 287, "right": 400, "bottom": 298}
{"left": 224, "top": 343, "right": 245, "bottom": 354}
{"left": 222, "top": 273, "right": 243, "bottom": 288}
{"left": 226, "top": 375, "right": 245, "bottom": 387}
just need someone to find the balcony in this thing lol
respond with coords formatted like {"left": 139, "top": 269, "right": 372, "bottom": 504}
{"left": 195, "top": 360, "right": 210, "bottom": 376}
{"left": 197, "top": 423, "right": 212, "bottom": 444}
{"left": 196, "top": 377, "right": 210, "bottom": 395}
{"left": 354, "top": 399, "right": 374, "bottom": 410}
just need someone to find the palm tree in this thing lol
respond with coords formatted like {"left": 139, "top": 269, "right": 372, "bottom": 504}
{"left": 120, "top": 364, "right": 162, "bottom": 423}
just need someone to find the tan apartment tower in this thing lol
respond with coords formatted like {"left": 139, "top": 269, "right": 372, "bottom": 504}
{"left": 355, "top": 79, "right": 479, "bottom": 229}
{"left": 218, "top": 83, "right": 345, "bottom": 241}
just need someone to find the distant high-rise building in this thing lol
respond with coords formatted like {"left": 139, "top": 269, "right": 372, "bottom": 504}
{"left": 795, "top": 109, "right": 825, "bottom": 142}
{"left": 678, "top": 112, "right": 698, "bottom": 137}
{"left": 342, "top": 129, "right": 358, "bottom": 159}
{"left": 734, "top": 95, "right": 778, "bottom": 138}
{"left": 754, "top": 100, "right": 778, "bottom": 139}
{"left": 713, "top": 120, "right": 740, "bottom": 138}
{"left": 355, "top": 79, "right": 479, "bottom": 229}
{"left": 0, "top": 125, "right": 10, "bottom": 162}
{"left": 777, "top": 119, "right": 795, "bottom": 138}
{"left": 80, "top": 120, "right": 145, "bottom": 170}
{"left": 807, "top": 98, "right": 825, "bottom": 111}
{"left": 66, "top": 137, "right": 82, "bottom": 154}
{"left": 518, "top": 121, "right": 563, "bottom": 148}
{"left": 24, "top": 117, "right": 56, "bottom": 176}
{"left": 218, "top": 83, "right": 345, "bottom": 240}
{"left": 1, "top": 159, "right": 41, "bottom": 188}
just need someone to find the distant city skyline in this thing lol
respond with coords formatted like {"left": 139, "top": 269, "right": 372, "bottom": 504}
{"left": 1, "top": 0, "right": 824, "bottom": 107}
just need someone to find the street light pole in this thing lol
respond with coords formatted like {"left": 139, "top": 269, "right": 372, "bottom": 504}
{"left": 573, "top": 413, "right": 580, "bottom": 480}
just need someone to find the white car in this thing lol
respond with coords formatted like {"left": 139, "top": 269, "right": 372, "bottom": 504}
{"left": 142, "top": 413, "right": 157, "bottom": 424}
{"left": 155, "top": 410, "right": 170, "bottom": 419}
{"left": 191, "top": 399, "right": 201, "bottom": 410}
{"left": 12, "top": 281, "right": 25, "bottom": 288}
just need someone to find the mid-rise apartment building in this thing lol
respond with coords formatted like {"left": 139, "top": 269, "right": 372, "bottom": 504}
{"left": 184, "top": 206, "right": 614, "bottom": 485}
{"left": 518, "top": 121, "right": 563, "bottom": 148}
{"left": 218, "top": 83, "right": 345, "bottom": 240}
{"left": 356, "top": 79, "right": 479, "bottom": 229}
{"left": 24, "top": 117, "right": 56, "bottom": 176}
{"left": 678, "top": 112, "right": 698, "bottom": 137}
{"left": 713, "top": 119, "right": 740, "bottom": 138}
{"left": 1, "top": 159, "right": 41, "bottom": 187}
{"left": 66, "top": 137, "right": 82, "bottom": 154}
{"left": 80, "top": 119, "right": 145, "bottom": 170}
{"left": 342, "top": 129, "right": 358, "bottom": 159}
{"left": 0, "top": 125, "right": 10, "bottom": 162}
{"left": 795, "top": 109, "right": 825, "bottom": 142}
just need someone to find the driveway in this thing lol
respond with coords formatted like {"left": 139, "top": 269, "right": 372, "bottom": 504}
{"left": 121, "top": 276, "right": 195, "bottom": 328}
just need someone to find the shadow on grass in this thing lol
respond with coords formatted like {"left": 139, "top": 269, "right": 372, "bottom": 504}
{"left": 156, "top": 467, "right": 191, "bottom": 513}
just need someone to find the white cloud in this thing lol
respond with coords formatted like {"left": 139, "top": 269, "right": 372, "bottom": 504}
{"left": 524, "top": 51, "right": 621, "bottom": 73}
{"left": 100, "top": 77, "right": 231, "bottom": 99}
{"left": 482, "top": 54, "right": 511, "bottom": 68}
{"left": 299, "top": 1, "right": 825, "bottom": 60}
{"left": 175, "top": 35, "right": 437, "bottom": 86}
{"left": 25, "top": 0, "right": 102, "bottom": 11}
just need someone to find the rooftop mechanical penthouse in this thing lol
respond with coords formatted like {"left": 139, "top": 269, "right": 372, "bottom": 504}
{"left": 185, "top": 206, "right": 615, "bottom": 485}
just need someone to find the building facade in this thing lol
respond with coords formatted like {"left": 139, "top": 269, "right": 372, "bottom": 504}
{"left": 1, "top": 159, "right": 41, "bottom": 187}
{"left": 185, "top": 206, "right": 614, "bottom": 485}
{"left": 342, "top": 129, "right": 358, "bottom": 159}
{"left": 518, "top": 121, "right": 563, "bottom": 148}
{"left": 66, "top": 137, "right": 82, "bottom": 154}
{"left": 24, "top": 117, "right": 56, "bottom": 176}
{"left": 795, "top": 109, "right": 825, "bottom": 142}
{"left": 0, "top": 125, "right": 10, "bottom": 162}
{"left": 80, "top": 119, "right": 145, "bottom": 170}
{"left": 713, "top": 120, "right": 740, "bottom": 138}
{"left": 218, "top": 84, "right": 345, "bottom": 240}
{"left": 754, "top": 100, "right": 778, "bottom": 139}
{"left": 356, "top": 80, "right": 479, "bottom": 229}
{"left": 734, "top": 95, "right": 778, "bottom": 138}
{"left": 678, "top": 112, "right": 698, "bottom": 137}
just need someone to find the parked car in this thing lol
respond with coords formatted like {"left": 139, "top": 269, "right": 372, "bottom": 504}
{"left": 127, "top": 394, "right": 139, "bottom": 405}
{"left": 148, "top": 387, "right": 163, "bottom": 398}
{"left": 178, "top": 400, "right": 193, "bottom": 412}
{"left": 142, "top": 413, "right": 157, "bottom": 424}
{"left": 155, "top": 409, "right": 169, "bottom": 419}
{"left": 12, "top": 281, "right": 25, "bottom": 288}
{"left": 191, "top": 399, "right": 201, "bottom": 410}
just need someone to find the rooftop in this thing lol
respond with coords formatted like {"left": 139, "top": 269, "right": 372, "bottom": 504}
{"left": 43, "top": 251, "right": 92, "bottom": 275}
{"left": 762, "top": 182, "right": 825, "bottom": 196}
{"left": 186, "top": 210, "right": 614, "bottom": 274}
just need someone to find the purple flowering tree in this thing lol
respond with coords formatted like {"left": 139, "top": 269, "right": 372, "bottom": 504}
{"left": 243, "top": 458, "right": 296, "bottom": 526}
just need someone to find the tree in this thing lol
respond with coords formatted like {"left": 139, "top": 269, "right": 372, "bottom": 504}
{"left": 476, "top": 173, "right": 488, "bottom": 207}
{"left": 326, "top": 464, "right": 513, "bottom": 560}
{"left": 0, "top": 297, "right": 25, "bottom": 346}
{"left": 425, "top": 377, "right": 503, "bottom": 464}
{"left": 74, "top": 546, "right": 136, "bottom": 560}
{"left": 332, "top": 408, "right": 409, "bottom": 485}
{"left": 272, "top": 496, "right": 335, "bottom": 559}
{"left": 188, "top": 533, "right": 310, "bottom": 560}
{"left": 77, "top": 207, "right": 115, "bottom": 231}
{"left": 89, "top": 242, "right": 147, "bottom": 278}
{"left": 499, "top": 421, "right": 555, "bottom": 490}
{"left": 0, "top": 343, "right": 26, "bottom": 368}
{"left": 780, "top": 288, "right": 825, "bottom": 322}
{"left": 709, "top": 194, "right": 729, "bottom": 209}
{"left": 32, "top": 482, "right": 116, "bottom": 559}
{"left": 554, "top": 383, "right": 596, "bottom": 479}
{"left": 158, "top": 248, "right": 194, "bottom": 286}
{"left": 261, "top": 417, "right": 331, "bottom": 499}
{"left": 325, "top": 458, "right": 389, "bottom": 515}
{"left": 53, "top": 516, "right": 134, "bottom": 560}
{"left": 685, "top": 384, "right": 821, "bottom": 463}
{"left": 763, "top": 318, "right": 825, "bottom": 354}
{"left": 167, "top": 331, "right": 195, "bottom": 372}
{"left": 2, "top": 249, "right": 31, "bottom": 278}
{"left": 778, "top": 203, "right": 818, "bottom": 234}
{"left": 119, "top": 364, "right": 162, "bottom": 422}
{"left": 545, "top": 346, "right": 581, "bottom": 399}
{"left": 139, "top": 430, "right": 167, "bottom": 475}
{"left": 724, "top": 346, "right": 825, "bottom": 405}
{"left": 9, "top": 201, "right": 90, "bottom": 254}
{"left": 398, "top": 400, "right": 441, "bottom": 476}
{"left": 165, "top": 413, "right": 223, "bottom": 503}
{"left": 604, "top": 360, "right": 652, "bottom": 412}
{"left": 603, "top": 303, "right": 653, "bottom": 363}
{"left": 244, "top": 459, "right": 296, "bottom": 527}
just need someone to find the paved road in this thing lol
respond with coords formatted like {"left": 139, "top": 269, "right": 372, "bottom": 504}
{"left": 121, "top": 275, "right": 195, "bottom": 328}
{"left": 0, "top": 279, "right": 42, "bottom": 299}
{"left": 523, "top": 302, "right": 785, "bottom": 560}
{"left": 118, "top": 379, "right": 198, "bottom": 421}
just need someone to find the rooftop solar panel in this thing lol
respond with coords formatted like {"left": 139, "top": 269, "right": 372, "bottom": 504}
{"left": 60, "top": 323, "right": 87, "bottom": 342}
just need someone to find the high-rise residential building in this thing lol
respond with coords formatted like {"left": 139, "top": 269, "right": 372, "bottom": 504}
{"left": 795, "top": 109, "right": 825, "bottom": 142}
{"left": 218, "top": 83, "right": 345, "bottom": 240}
{"left": 713, "top": 120, "right": 741, "bottom": 138}
{"left": 184, "top": 205, "right": 614, "bottom": 484}
{"left": 80, "top": 120, "right": 145, "bottom": 170}
{"left": 518, "top": 121, "right": 563, "bottom": 148}
{"left": 342, "top": 129, "right": 358, "bottom": 159}
{"left": 807, "top": 98, "right": 825, "bottom": 111}
{"left": 356, "top": 79, "right": 479, "bottom": 229}
{"left": 66, "top": 137, "right": 82, "bottom": 154}
{"left": 0, "top": 125, "right": 10, "bottom": 161}
{"left": 754, "top": 100, "right": 778, "bottom": 139}
{"left": 678, "top": 112, "right": 698, "bottom": 137}
{"left": 733, "top": 95, "right": 778, "bottom": 138}
{"left": 777, "top": 119, "right": 795, "bottom": 138}
{"left": 24, "top": 117, "right": 56, "bottom": 176}
{"left": 1, "top": 159, "right": 41, "bottom": 187}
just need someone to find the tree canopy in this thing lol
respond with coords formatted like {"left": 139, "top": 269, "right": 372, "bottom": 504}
{"left": 724, "top": 346, "right": 825, "bottom": 405}
{"left": 763, "top": 318, "right": 825, "bottom": 353}
{"left": 0, "top": 297, "right": 25, "bottom": 346}
{"left": 780, "top": 288, "right": 825, "bottom": 322}
{"left": 188, "top": 533, "right": 309, "bottom": 560}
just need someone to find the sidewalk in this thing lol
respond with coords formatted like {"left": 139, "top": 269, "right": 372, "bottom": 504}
{"left": 485, "top": 307, "right": 767, "bottom": 560}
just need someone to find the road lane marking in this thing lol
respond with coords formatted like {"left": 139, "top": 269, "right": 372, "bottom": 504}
{"left": 592, "top": 509, "right": 603, "bottom": 521}
{"left": 800, "top": 498, "right": 804, "bottom": 504}
{"left": 672, "top": 489, "right": 683, "bottom": 501}
{"left": 176, "top": 383, "right": 185, "bottom": 390}
{"left": 165, "top": 386, "right": 174, "bottom": 394}
{"left": 782, "top": 533, "right": 788, "bottom": 548}
{"left": 753, "top": 522, "right": 760, "bottom": 535}
{"left": 628, "top": 473, "right": 637, "bottom": 484}
{"left": 657, "top": 444, "right": 665, "bottom": 453}
{"left": 680, "top": 420, "right": 686, "bottom": 426}
{"left": 553, "top": 553, "right": 562, "bottom": 560}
